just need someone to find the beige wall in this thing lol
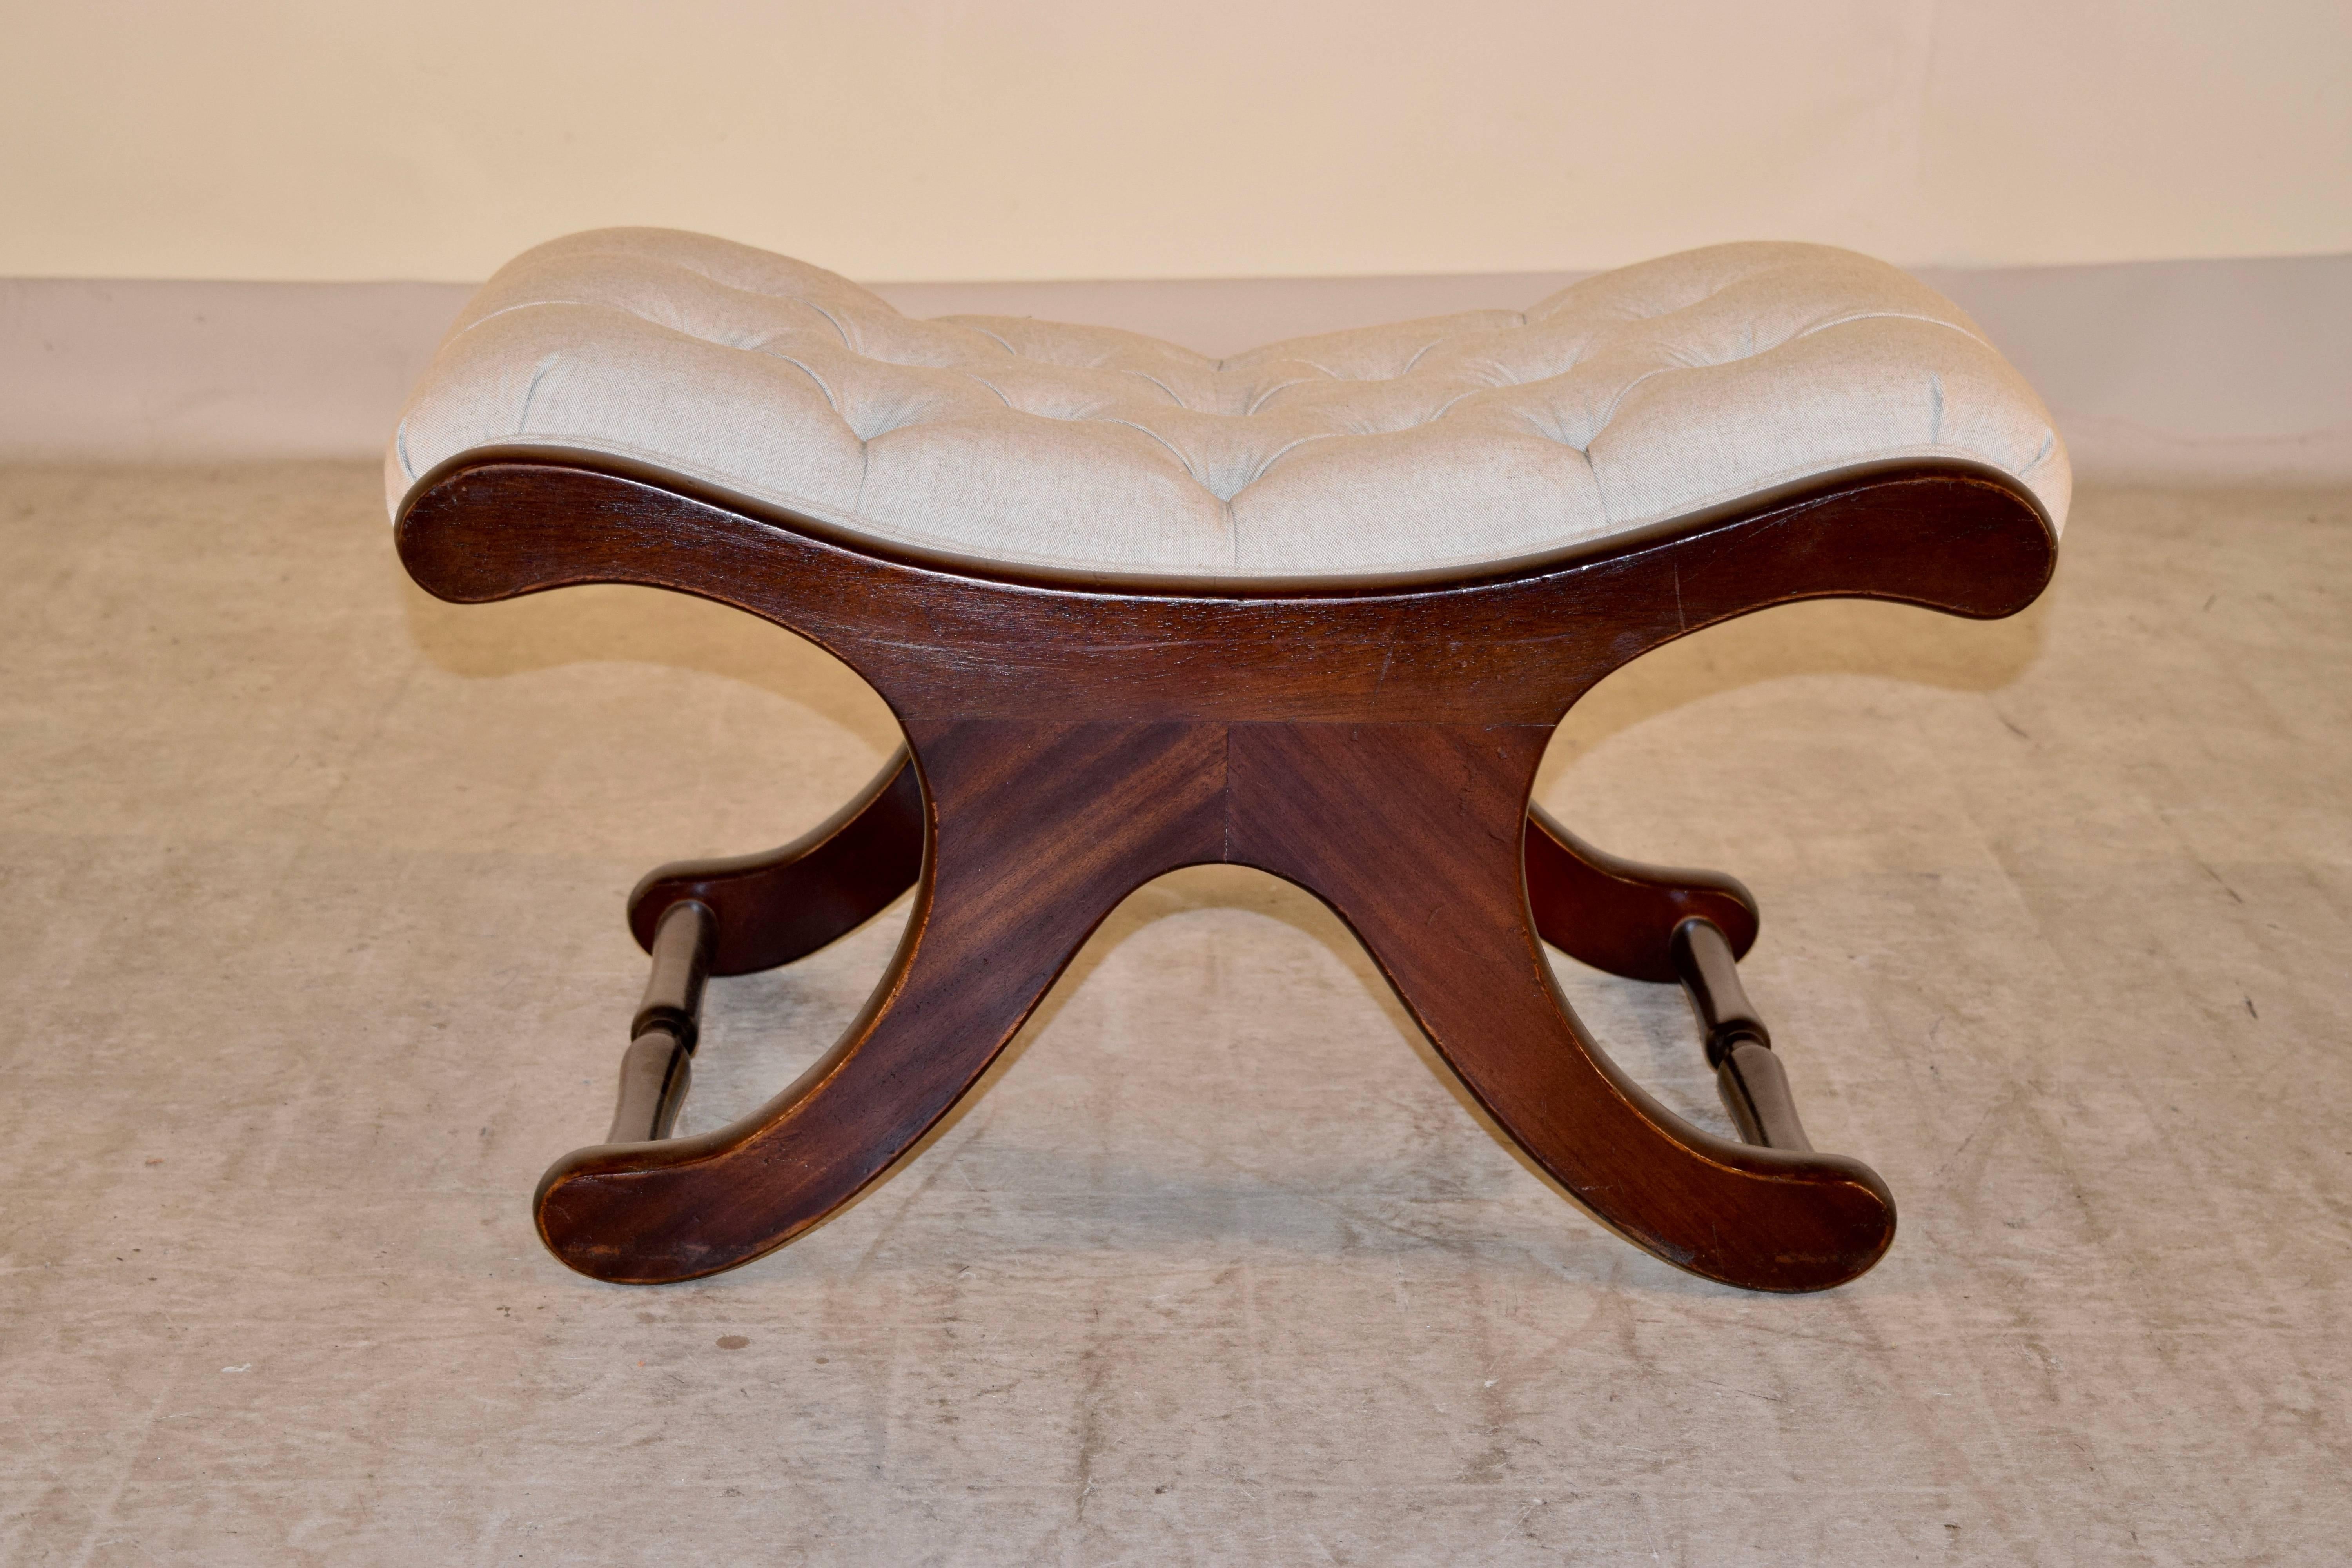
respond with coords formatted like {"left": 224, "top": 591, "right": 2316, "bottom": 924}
{"left": 6, "top": 0, "right": 2348, "bottom": 283}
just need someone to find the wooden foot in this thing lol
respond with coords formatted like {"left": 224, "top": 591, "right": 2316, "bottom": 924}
{"left": 401, "top": 454, "right": 2056, "bottom": 1289}
{"left": 534, "top": 722, "right": 1224, "bottom": 1283}
{"left": 628, "top": 748, "right": 924, "bottom": 976}
{"left": 1228, "top": 723, "right": 1895, "bottom": 1292}
{"left": 1524, "top": 806, "right": 1759, "bottom": 982}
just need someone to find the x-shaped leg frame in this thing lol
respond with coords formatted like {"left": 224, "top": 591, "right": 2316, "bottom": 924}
{"left": 397, "top": 452, "right": 2055, "bottom": 1292}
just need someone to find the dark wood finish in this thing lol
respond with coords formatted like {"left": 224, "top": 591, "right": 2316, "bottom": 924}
{"left": 609, "top": 1029, "right": 692, "bottom": 1144}
{"left": 397, "top": 449, "right": 2056, "bottom": 1292}
{"left": 539, "top": 721, "right": 1225, "bottom": 1283}
{"left": 641, "top": 757, "right": 1759, "bottom": 984}
{"left": 649, "top": 752, "right": 1769, "bottom": 982}
{"left": 604, "top": 901, "right": 714, "bottom": 1144}
{"left": 1671, "top": 917, "right": 1811, "bottom": 1152}
{"left": 1524, "top": 808, "right": 1759, "bottom": 981}
{"left": 1223, "top": 722, "right": 1885, "bottom": 1286}
{"left": 399, "top": 450, "right": 2054, "bottom": 728}
{"left": 628, "top": 750, "right": 924, "bottom": 975}
{"left": 632, "top": 900, "right": 714, "bottom": 1047}
{"left": 1716, "top": 1042, "right": 1812, "bottom": 1153}
{"left": 1669, "top": 916, "right": 1770, "bottom": 1065}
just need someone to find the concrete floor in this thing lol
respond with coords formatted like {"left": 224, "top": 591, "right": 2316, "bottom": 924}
{"left": 1, "top": 464, "right": 2346, "bottom": 1564}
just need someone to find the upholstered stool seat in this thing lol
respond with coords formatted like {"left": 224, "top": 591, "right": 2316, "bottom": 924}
{"left": 389, "top": 228, "right": 2068, "bottom": 577}
{"left": 391, "top": 228, "right": 2067, "bottom": 1294}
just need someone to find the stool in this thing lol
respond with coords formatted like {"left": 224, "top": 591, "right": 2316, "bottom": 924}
{"left": 389, "top": 229, "right": 2067, "bottom": 1292}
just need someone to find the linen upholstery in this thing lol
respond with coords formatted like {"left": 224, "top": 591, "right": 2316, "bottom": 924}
{"left": 388, "top": 228, "right": 2069, "bottom": 579}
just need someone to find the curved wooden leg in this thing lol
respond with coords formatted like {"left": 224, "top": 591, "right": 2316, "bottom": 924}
{"left": 627, "top": 744, "right": 1759, "bottom": 985}
{"left": 1228, "top": 724, "right": 1894, "bottom": 1293}
{"left": 1524, "top": 805, "right": 1759, "bottom": 982}
{"left": 629, "top": 749, "right": 924, "bottom": 976}
{"left": 536, "top": 721, "right": 1226, "bottom": 1283}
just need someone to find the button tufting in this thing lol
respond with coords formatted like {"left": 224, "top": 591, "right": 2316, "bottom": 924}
{"left": 390, "top": 229, "right": 2069, "bottom": 580}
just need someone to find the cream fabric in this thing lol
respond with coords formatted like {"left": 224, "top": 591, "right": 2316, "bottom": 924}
{"left": 387, "top": 228, "right": 2070, "bottom": 578}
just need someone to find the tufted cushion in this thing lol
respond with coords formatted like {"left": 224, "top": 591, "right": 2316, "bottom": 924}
{"left": 387, "top": 228, "right": 2069, "bottom": 579}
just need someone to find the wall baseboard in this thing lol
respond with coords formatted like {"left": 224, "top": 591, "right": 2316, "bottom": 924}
{"left": 5, "top": 256, "right": 2347, "bottom": 483}
{"left": 3, "top": 279, "right": 470, "bottom": 464}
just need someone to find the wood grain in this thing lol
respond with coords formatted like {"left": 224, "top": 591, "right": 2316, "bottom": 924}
{"left": 536, "top": 722, "right": 1226, "bottom": 1283}
{"left": 628, "top": 748, "right": 924, "bottom": 976}
{"left": 634, "top": 756, "right": 1768, "bottom": 986}
{"left": 397, "top": 450, "right": 2056, "bottom": 1290}
{"left": 1225, "top": 722, "right": 1892, "bottom": 1290}
{"left": 1524, "top": 806, "right": 1760, "bottom": 982}
{"left": 399, "top": 450, "right": 2055, "bottom": 726}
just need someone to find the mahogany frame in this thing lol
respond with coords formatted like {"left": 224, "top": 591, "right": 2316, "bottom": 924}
{"left": 396, "top": 450, "right": 2056, "bottom": 1292}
